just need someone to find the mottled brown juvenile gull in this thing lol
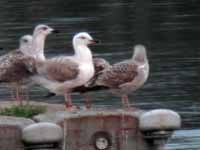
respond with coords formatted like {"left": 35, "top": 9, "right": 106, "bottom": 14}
{"left": 31, "top": 32, "right": 99, "bottom": 109}
{"left": 0, "top": 24, "right": 57, "bottom": 105}
{"left": 0, "top": 35, "right": 35, "bottom": 104}
{"left": 91, "top": 44, "right": 149, "bottom": 108}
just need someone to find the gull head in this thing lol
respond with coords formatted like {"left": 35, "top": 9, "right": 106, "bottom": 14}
{"left": 73, "top": 32, "right": 99, "bottom": 46}
{"left": 93, "top": 58, "right": 110, "bottom": 73}
{"left": 33, "top": 24, "right": 58, "bottom": 37}
{"left": 133, "top": 44, "right": 147, "bottom": 62}
{"left": 19, "top": 35, "right": 33, "bottom": 51}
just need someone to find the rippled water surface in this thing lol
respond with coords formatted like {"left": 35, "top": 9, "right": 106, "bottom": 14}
{"left": 0, "top": 0, "right": 199, "bottom": 149}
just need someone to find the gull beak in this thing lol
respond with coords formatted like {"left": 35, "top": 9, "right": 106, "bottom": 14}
{"left": 48, "top": 27, "right": 60, "bottom": 34}
{"left": 52, "top": 29, "right": 60, "bottom": 34}
{"left": 90, "top": 39, "right": 100, "bottom": 44}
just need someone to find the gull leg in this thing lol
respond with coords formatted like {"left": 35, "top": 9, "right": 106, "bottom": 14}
{"left": 64, "top": 93, "right": 80, "bottom": 111}
{"left": 64, "top": 93, "right": 72, "bottom": 109}
{"left": 83, "top": 94, "right": 92, "bottom": 109}
{"left": 24, "top": 88, "right": 30, "bottom": 105}
{"left": 122, "top": 95, "right": 138, "bottom": 111}
{"left": 9, "top": 85, "right": 15, "bottom": 101}
{"left": 15, "top": 85, "right": 23, "bottom": 106}
{"left": 122, "top": 95, "right": 130, "bottom": 108}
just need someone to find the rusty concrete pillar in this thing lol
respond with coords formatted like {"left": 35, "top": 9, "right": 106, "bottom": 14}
{"left": 33, "top": 108, "right": 181, "bottom": 150}
{"left": 139, "top": 109, "right": 181, "bottom": 150}
{"left": 62, "top": 110, "right": 149, "bottom": 150}
{"left": 22, "top": 122, "right": 63, "bottom": 150}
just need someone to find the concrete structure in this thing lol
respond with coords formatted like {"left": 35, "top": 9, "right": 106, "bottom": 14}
{"left": 139, "top": 109, "right": 181, "bottom": 150}
{"left": 34, "top": 108, "right": 181, "bottom": 150}
{"left": 139, "top": 109, "right": 181, "bottom": 131}
{"left": 0, "top": 108, "right": 181, "bottom": 150}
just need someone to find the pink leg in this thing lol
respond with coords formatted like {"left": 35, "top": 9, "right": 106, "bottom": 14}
{"left": 25, "top": 88, "right": 30, "bottom": 105}
{"left": 15, "top": 86, "right": 23, "bottom": 106}
{"left": 84, "top": 94, "right": 92, "bottom": 109}
{"left": 9, "top": 86, "right": 15, "bottom": 101}
{"left": 64, "top": 93, "right": 72, "bottom": 109}
{"left": 122, "top": 95, "right": 130, "bottom": 108}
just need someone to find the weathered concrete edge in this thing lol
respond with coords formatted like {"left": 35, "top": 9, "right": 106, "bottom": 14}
{"left": 0, "top": 116, "right": 35, "bottom": 129}
{"left": 33, "top": 108, "right": 144, "bottom": 123}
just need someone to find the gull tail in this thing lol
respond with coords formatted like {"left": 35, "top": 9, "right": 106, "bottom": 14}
{"left": 44, "top": 92, "right": 56, "bottom": 98}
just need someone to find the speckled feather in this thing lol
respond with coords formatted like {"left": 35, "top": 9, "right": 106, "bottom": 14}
{"left": 93, "top": 58, "right": 110, "bottom": 74}
{"left": 95, "top": 60, "right": 138, "bottom": 88}
{"left": 0, "top": 50, "right": 36, "bottom": 83}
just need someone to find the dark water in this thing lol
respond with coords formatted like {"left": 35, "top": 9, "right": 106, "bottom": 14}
{"left": 0, "top": 0, "right": 200, "bottom": 149}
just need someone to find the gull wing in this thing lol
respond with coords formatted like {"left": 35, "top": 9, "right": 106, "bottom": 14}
{"left": 96, "top": 60, "right": 138, "bottom": 88}
{"left": 36, "top": 58, "right": 79, "bottom": 82}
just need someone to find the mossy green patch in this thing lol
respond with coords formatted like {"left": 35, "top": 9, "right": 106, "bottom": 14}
{"left": 0, "top": 104, "right": 47, "bottom": 118}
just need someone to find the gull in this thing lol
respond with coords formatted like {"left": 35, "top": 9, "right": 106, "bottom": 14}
{"left": 90, "top": 44, "right": 149, "bottom": 108}
{"left": 46, "top": 45, "right": 148, "bottom": 109}
{"left": 72, "top": 57, "right": 110, "bottom": 108}
{"left": 0, "top": 35, "right": 35, "bottom": 104}
{"left": 0, "top": 24, "right": 57, "bottom": 105}
{"left": 45, "top": 57, "right": 110, "bottom": 109}
{"left": 32, "top": 32, "right": 99, "bottom": 109}
{"left": 26, "top": 24, "right": 58, "bottom": 61}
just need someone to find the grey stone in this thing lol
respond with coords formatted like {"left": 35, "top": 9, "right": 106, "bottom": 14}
{"left": 139, "top": 109, "right": 181, "bottom": 131}
{"left": 0, "top": 116, "right": 34, "bottom": 129}
{"left": 22, "top": 122, "right": 63, "bottom": 143}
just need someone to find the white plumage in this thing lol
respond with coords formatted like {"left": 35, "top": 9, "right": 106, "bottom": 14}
{"left": 32, "top": 32, "right": 98, "bottom": 109}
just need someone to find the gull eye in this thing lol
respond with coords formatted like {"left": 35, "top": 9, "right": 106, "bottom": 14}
{"left": 42, "top": 26, "right": 48, "bottom": 30}
{"left": 23, "top": 39, "right": 28, "bottom": 43}
{"left": 80, "top": 36, "right": 86, "bottom": 40}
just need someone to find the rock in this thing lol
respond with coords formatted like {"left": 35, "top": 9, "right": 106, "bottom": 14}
{"left": 22, "top": 122, "right": 63, "bottom": 143}
{"left": 139, "top": 109, "right": 181, "bottom": 131}
{"left": 0, "top": 116, "right": 34, "bottom": 129}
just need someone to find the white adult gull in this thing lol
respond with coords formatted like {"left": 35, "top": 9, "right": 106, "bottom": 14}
{"left": 26, "top": 24, "right": 59, "bottom": 60}
{"left": 91, "top": 44, "right": 149, "bottom": 108}
{"left": 32, "top": 32, "right": 99, "bottom": 109}
{"left": 45, "top": 57, "right": 111, "bottom": 109}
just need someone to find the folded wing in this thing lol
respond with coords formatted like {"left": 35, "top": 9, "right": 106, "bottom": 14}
{"left": 35, "top": 58, "right": 79, "bottom": 82}
{"left": 96, "top": 60, "right": 138, "bottom": 88}
{"left": 0, "top": 50, "right": 36, "bottom": 82}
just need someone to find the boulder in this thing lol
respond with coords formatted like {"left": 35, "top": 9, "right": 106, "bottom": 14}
{"left": 139, "top": 109, "right": 181, "bottom": 131}
{"left": 22, "top": 122, "right": 63, "bottom": 143}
